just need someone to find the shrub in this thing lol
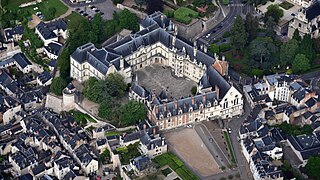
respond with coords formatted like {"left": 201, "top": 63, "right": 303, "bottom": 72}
{"left": 112, "top": 0, "right": 124, "bottom": 4}
{"left": 223, "top": 31, "right": 231, "bottom": 38}
{"left": 228, "top": 174, "right": 234, "bottom": 179}
{"left": 219, "top": 43, "right": 231, "bottom": 52}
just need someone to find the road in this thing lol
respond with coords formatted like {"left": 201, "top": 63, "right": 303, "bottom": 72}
{"left": 197, "top": 0, "right": 253, "bottom": 49}
{"left": 226, "top": 97, "right": 253, "bottom": 180}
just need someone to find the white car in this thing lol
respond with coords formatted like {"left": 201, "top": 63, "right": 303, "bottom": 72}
{"left": 187, "top": 124, "right": 192, "bottom": 128}
{"left": 33, "top": 7, "right": 38, "bottom": 11}
{"left": 36, "top": 12, "right": 42, "bottom": 16}
{"left": 228, "top": 128, "right": 232, "bottom": 134}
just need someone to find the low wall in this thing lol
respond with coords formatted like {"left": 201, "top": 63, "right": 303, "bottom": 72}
{"left": 117, "top": 4, "right": 147, "bottom": 19}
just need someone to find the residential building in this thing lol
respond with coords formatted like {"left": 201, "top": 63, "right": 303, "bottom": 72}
{"left": 35, "top": 20, "right": 68, "bottom": 46}
{"left": 288, "top": 1, "right": 320, "bottom": 38}
{"left": 4, "top": 26, "right": 24, "bottom": 42}
{"left": 43, "top": 42, "right": 62, "bottom": 60}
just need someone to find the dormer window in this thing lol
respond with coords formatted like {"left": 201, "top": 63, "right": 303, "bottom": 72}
{"left": 200, "top": 104, "right": 204, "bottom": 109}
{"left": 167, "top": 112, "right": 171, "bottom": 118}
{"left": 207, "top": 102, "right": 211, "bottom": 107}
{"left": 178, "top": 109, "right": 183, "bottom": 114}
{"left": 189, "top": 107, "right": 193, "bottom": 112}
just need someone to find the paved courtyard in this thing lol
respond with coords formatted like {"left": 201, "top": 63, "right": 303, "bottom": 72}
{"left": 165, "top": 128, "right": 222, "bottom": 178}
{"left": 135, "top": 65, "right": 197, "bottom": 99}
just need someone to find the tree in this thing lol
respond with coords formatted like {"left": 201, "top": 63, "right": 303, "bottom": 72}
{"left": 50, "top": 77, "right": 67, "bottom": 96}
{"left": 230, "top": 16, "right": 248, "bottom": 56}
{"left": 112, "top": 0, "right": 124, "bottom": 5}
{"left": 191, "top": 86, "right": 197, "bottom": 95}
{"left": 92, "top": 14, "right": 104, "bottom": 44}
{"left": 298, "top": 34, "right": 315, "bottom": 61}
{"left": 146, "top": 0, "right": 164, "bottom": 14}
{"left": 264, "top": 4, "right": 283, "bottom": 23}
{"left": 312, "top": 37, "right": 320, "bottom": 54}
{"left": 119, "top": 101, "right": 147, "bottom": 126}
{"left": 265, "top": 16, "right": 277, "bottom": 39}
{"left": 250, "top": 37, "right": 277, "bottom": 67}
{"left": 209, "top": 44, "right": 219, "bottom": 54}
{"left": 98, "top": 100, "right": 114, "bottom": 119}
{"left": 245, "top": 13, "right": 258, "bottom": 41}
{"left": 292, "top": 29, "right": 301, "bottom": 42}
{"left": 305, "top": 156, "right": 320, "bottom": 180}
{"left": 279, "top": 39, "right": 299, "bottom": 67}
{"left": 118, "top": 9, "right": 139, "bottom": 32}
{"left": 292, "top": 54, "right": 310, "bottom": 73}
{"left": 46, "top": 7, "right": 56, "bottom": 20}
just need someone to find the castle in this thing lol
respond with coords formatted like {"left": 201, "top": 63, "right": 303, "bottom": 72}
{"left": 70, "top": 12, "right": 244, "bottom": 130}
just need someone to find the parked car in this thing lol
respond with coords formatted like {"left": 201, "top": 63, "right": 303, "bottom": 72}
{"left": 228, "top": 128, "right": 232, "bottom": 134}
{"left": 33, "top": 7, "right": 38, "bottom": 11}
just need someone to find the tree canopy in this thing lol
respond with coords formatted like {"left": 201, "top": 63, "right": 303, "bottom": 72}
{"left": 279, "top": 39, "right": 299, "bottom": 67}
{"left": 292, "top": 54, "right": 310, "bottom": 73}
{"left": 305, "top": 156, "right": 320, "bottom": 180}
{"left": 298, "top": 34, "right": 315, "bottom": 61}
{"left": 264, "top": 4, "right": 283, "bottom": 23}
{"left": 250, "top": 37, "right": 277, "bottom": 68}
{"left": 292, "top": 29, "right": 301, "bottom": 42}
{"left": 230, "top": 16, "right": 248, "bottom": 55}
{"left": 245, "top": 13, "right": 259, "bottom": 41}
{"left": 146, "top": 0, "right": 164, "bottom": 14}
{"left": 50, "top": 77, "right": 67, "bottom": 96}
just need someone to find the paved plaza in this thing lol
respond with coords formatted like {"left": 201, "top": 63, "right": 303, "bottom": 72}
{"left": 135, "top": 64, "right": 197, "bottom": 99}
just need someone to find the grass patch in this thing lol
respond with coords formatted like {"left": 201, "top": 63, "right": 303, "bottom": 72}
{"left": 65, "top": 12, "right": 86, "bottom": 23}
{"left": 21, "top": 0, "right": 68, "bottom": 21}
{"left": 272, "top": 122, "right": 313, "bottom": 136}
{"left": 154, "top": 153, "right": 199, "bottom": 180}
{"left": 279, "top": 1, "right": 294, "bottom": 10}
{"left": 162, "top": 167, "right": 172, "bottom": 176}
{"left": 174, "top": 7, "right": 199, "bottom": 24}
{"left": 224, "top": 131, "right": 236, "bottom": 164}
{"left": 223, "top": 0, "right": 229, "bottom": 5}
{"left": 105, "top": 131, "right": 122, "bottom": 137}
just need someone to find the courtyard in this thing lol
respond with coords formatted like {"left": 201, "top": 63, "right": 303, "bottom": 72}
{"left": 165, "top": 128, "right": 222, "bottom": 178}
{"left": 135, "top": 64, "right": 197, "bottom": 99}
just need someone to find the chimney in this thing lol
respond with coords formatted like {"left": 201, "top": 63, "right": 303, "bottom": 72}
{"left": 143, "top": 124, "right": 147, "bottom": 130}
{"left": 191, "top": 96, "right": 195, "bottom": 105}
{"left": 155, "top": 106, "right": 158, "bottom": 114}
{"left": 202, "top": 93, "right": 206, "bottom": 103}
{"left": 153, "top": 127, "right": 156, "bottom": 136}
{"left": 222, "top": 56, "right": 225, "bottom": 61}
{"left": 215, "top": 85, "right": 220, "bottom": 99}
{"left": 164, "top": 102, "right": 167, "bottom": 112}
{"left": 193, "top": 41, "right": 197, "bottom": 57}
{"left": 204, "top": 45, "right": 207, "bottom": 53}
{"left": 162, "top": 138, "right": 165, "bottom": 146}
{"left": 120, "top": 58, "right": 124, "bottom": 69}
{"left": 172, "top": 35, "right": 176, "bottom": 46}
{"left": 174, "top": 100, "right": 178, "bottom": 109}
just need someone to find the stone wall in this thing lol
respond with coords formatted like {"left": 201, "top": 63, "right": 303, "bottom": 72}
{"left": 116, "top": 4, "right": 147, "bottom": 19}
{"left": 45, "top": 93, "right": 63, "bottom": 113}
{"left": 175, "top": 19, "right": 203, "bottom": 41}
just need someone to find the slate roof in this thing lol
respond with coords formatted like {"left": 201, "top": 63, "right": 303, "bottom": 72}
{"left": 132, "top": 156, "right": 150, "bottom": 171}
{"left": 75, "top": 144, "right": 97, "bottom": 166}
{"left": 305, "top": 97, "right": 317, "bottom": 108}
{"left": 5, "top": 26, "right": 24, "bottom": 40}
{"left": 156, "top": 91, "right": 218, "bottom": 119}
{"left": 305, "top": 1, "right": 320, "bottom": 20}
{"left": 44, "top": 42, "right": 62, "bottom": 56}
{"left": 63, "top": 170, "right": 76, "bottom": 180}
{"left": 32, "top": 163, "right": 46, "bottom": 176}
{"left": 37, "top": 71, "right": 52, "bottom": 85}
{"left": 131, "top": 83, "right": 149, "bottom": 98}
{"left": 288, "top": 134, "right": 320, "bottom": 160}
{"left": 36, "top": 19, "right": 67, "bottom": 40}
{"left": 12, "top": 53, "right": 32, "bottom": 69}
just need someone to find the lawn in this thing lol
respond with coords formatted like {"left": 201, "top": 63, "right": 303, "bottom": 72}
{"left": 65, "top": 12, "right": 86, "bottom": 23}
{"left": 21, "top": 0, "right": 68, "bottom": 21}
{"left": 105, "top": 131, "right": 122, "bottom": 137}
{"left": 279, "top": 1, "right": 294, "bottom": 10}
{"left": 223, "top": 0, "right": 229, "bottom": 5}
{"left": 154, "top": 153, "right": 199, "bottom": 180}
{"left": 174, "top": 7, "right": 199, "bottom": 24}
{"left": 223, "top": 132, "right": 236, "bottom": 164}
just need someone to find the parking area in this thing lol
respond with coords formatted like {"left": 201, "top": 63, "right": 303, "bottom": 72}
{"left": 165, "top": 128, "right": 222, "bottom": 178}
{"left": 63, "top": 0, "right": 119, "bottom": 20}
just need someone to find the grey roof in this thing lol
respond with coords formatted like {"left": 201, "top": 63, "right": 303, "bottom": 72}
{"left": 36, "top": 20, "right": 67, "bottom": 40}
{"left": 75, "top": 144, "right": 97, "bottom": 166}
{"left": 131, "top": 83, "right": 149, "bottom": 98}
{"left": 288, "top": 134, "right": 320, "bottom": 160}
{"left": 44, "top": 42, "right": 62, "bottom": 56}
{"left": 37, "top": 71, "right": 52, "bottom": 85}
{"left": 156, "top": 91, "right": 218, "bottom": 118}
{"left": 305, "top": 1, "right": 320, "bottom": 20}
{"left": 12, "top": 53, "right": 32, "bottom": 69}
{"left": 63, "top": 170, "right": 76, "bottom": 180}
{"left": 305, "top": 97, "right": 317, "bottom": 108}
{"left": 5, "top": 26, "right": 24, "bottom": 40}
{"left": 132, "top": 156, "right": 150, "bottom": 171}
{"left": 32, "top": 163, "right": 46, "bottom": 176}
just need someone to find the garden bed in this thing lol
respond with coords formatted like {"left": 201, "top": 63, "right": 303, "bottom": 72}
{"left": 279, "top": 1, "right": 294, "bottom": 10}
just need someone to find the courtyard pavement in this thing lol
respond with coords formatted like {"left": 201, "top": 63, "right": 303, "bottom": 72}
{"left": 135, "top": 64, "right": 197, "bottom": 99}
